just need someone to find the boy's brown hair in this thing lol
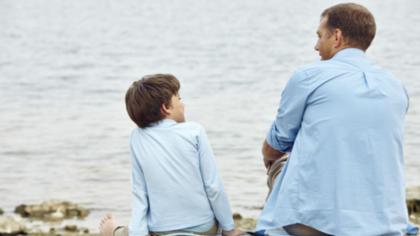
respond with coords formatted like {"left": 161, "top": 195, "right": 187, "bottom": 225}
{"left": 321, "top": 3, "right": 376, "bottom": 51}
{"left": 125, "top": 74, "right": 180, "bottom": 128}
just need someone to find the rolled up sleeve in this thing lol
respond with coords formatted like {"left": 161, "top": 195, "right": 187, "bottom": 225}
{"left": 267, "top": 71, "right": 309, "bottom": 152}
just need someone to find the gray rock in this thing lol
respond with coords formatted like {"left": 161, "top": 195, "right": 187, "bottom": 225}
{"left": 63, "top": 225, "right": 78, "bottom": 232}
{"left": 407, "top": 187, "right": 420, "bottom": 217}
{"left": 233, "top": 213, "right": 256, "bottom": 230}
{"left": 0, "top": 215, "right": 27, "bottom": 235}
{"left": 14, "top": 200, "right": 89, "bottom": 222}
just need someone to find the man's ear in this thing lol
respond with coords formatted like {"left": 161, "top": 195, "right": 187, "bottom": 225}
{"left": 161, "top": 103, "right": 171, "bottom": 116}
{"left": 333, "top": 28, "right": 344, "bottom": 48}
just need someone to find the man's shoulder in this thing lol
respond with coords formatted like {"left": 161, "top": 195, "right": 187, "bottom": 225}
{"left": 292, "top": 58, "right": 390, "bottom": 81}
{"left": 295, "top": 60, "right": 347, "bottom": 77}
{"left": 285, "top": 61, "right": 336, "bottom": 85}
{"left": 297, "top": 55, "right": 394, "bottom": 76}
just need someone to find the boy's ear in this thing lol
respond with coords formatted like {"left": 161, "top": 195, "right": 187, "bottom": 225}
{"left": 160, "top": 103, "right": 171, "bottom": 116}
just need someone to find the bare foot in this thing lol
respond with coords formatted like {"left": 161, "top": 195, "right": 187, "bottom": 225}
{"left": 99, "top": 213, "right": 118, "bottom": 236}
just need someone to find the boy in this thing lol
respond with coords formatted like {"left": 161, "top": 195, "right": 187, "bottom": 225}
{"left": 100, "top": 74, "right": 241, "bottom": 236}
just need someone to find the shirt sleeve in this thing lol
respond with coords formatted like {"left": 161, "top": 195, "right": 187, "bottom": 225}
{"left": 267, "top": 70, "right": 309, "bottom": 152}
{"left": 128, "top": 140, "right": 149, "bottom": 236}
{"left": 403, "top": 86, "right": 410, "bottom": 113}
{"left": 197, "top": 127, "right": 235, "bottom": 231}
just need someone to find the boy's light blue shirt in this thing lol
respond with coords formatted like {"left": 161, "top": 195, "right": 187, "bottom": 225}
{"left": 128, "top": 119, "right": 235, "bottom": 236}
{"left": 259, "top": 48, "right": 410, "bottom": 235}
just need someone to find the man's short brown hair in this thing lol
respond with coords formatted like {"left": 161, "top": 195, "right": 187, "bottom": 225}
{"left": 321, "top": 3, "right": 376, "bottom": 51}
{"left": 125, "top": 74, "right": 180, "bottom": 128}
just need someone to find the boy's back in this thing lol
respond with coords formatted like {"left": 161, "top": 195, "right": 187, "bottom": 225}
{"left": 121, "top": 74, "right": 236, "bottom": 236}
{"left": 122, "top": 74, "right": 235, "bottom": 236}
{"left": 130, "top": 119, "right": 233, "bottom": 233}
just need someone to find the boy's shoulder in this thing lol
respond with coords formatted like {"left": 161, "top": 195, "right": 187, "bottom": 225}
{"left": 131, "top": 120, "right": 206, "bottom": 135}
{"left": 171, "top": 122, "right": 209, "bottom": 141}
{"left": 178, "top": 121, "right": 202, "bottom": 127}
{"left": 175, "top": 121, "right": 205, "bottom": 133}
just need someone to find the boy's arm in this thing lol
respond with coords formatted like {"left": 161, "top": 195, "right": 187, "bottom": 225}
{"left": 128, "top": 144, "right": 150, "bottom": 236}
{"left": 197, "top": 127, "right": 235, "bottom": 232}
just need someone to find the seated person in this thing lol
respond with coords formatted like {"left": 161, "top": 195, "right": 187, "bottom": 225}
{"left": 100, "top": 74, "right": 242, "bottom": 236}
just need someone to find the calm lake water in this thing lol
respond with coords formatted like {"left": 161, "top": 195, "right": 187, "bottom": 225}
{"left": 1, "top": 0, "right": 419, "bottom": 231}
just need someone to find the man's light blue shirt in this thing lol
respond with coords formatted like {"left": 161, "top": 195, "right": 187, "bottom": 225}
{"left": 128, "top": 119, "right": 235, "bottom": 236}
{"left": 259, "top": 48, "right": 410, "bottom": 235}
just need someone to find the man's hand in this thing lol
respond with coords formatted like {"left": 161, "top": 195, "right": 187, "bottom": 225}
{"left": 262, "top": 139, "right": 286, "bottom": 169}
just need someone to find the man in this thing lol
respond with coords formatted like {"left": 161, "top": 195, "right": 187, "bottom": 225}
{"left": 257, "top": 3, "right": 410, "bottom": 236}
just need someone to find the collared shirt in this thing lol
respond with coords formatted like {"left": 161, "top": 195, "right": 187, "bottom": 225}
{"left": 128, "top": 119, "right": 234, "bottom": 236}
{"left": 258, "top": 48, "right": 409, "bottom": 236}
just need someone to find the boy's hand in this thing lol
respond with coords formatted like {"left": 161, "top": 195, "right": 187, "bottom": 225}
{"left": 222, "top": 228, "right": 245, "bottom": 236}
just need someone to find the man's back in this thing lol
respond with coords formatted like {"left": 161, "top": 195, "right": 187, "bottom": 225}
{"left": 258, "top": 48, "right": 409, "bottom": 235}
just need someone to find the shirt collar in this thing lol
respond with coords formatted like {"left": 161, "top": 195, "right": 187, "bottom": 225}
{"left": 332, "top": 47, "right": 366, "bottom": 60}
{"left": 150, "top": 118, "right": 177, "bottom": 128}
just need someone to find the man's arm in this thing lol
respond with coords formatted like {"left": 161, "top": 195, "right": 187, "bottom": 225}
{"left": 263, "top": 71, "right": 310, "bottom": 169}
{"left": 262, "top": 139, "right": 287, "bottom": 169}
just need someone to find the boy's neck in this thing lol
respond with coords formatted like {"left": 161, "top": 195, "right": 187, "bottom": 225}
{"left": 163, "top": 116, "right": 178, "bottom": 123}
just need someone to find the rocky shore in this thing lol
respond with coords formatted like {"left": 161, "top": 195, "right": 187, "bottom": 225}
{"left": 1, "top": 190, "right": 419, "bottom": 236}
{"left": 0, "top": 201, "right": 93, "bottom": 236}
